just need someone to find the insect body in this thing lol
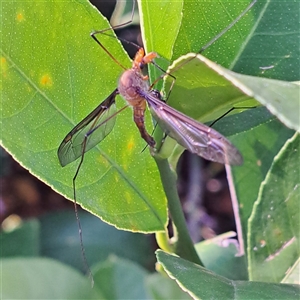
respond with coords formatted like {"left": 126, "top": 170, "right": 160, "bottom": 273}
{"left": 117, "top": 49, "right": 156, "bottom": 148}
{"left": 58, "top": 47, "right": 242, "bottom": 166}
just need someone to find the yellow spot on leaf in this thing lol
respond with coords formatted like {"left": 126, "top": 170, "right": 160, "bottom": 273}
{"left": 125, "top": 191, "right": 132, "bottom": 203}
{"left": 16, "top": 12, "right": 24, "bottom": 22}
{"left": 127, "top": 137, "right": 135, "bottom": 151}
{"left": 123, "top": 164, "right": 128, "bottom": 172}
{"left": 101, "top": 158, "right": 110, "bottom": 168}
{"left": 40, "top": 74, "right": 53, "bottom": 87}
{"left": 1, "top": 57, "right": 7, "bottom": 71}
{"left": 1, "top": 57, "right": 8, "bottom": 77}
{"left": 26, "top": 83, "right": 32, "bottom": 93}
{"left": 1, "top": 57, "right": 6, "bottom": 66}
{"left": 114, "top": 174, "right": 119, "bottom": 183}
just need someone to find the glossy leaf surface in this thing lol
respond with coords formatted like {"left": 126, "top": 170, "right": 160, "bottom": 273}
{"left": 157, "top": 250, "right": 300, "bottom": 299}
{"left": 1, "top": 1, "right": 167, "bottom": 232}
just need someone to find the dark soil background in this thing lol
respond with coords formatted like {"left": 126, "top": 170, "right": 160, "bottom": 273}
{"left": 1, "top": 0, "right": 236, "bottom": 244}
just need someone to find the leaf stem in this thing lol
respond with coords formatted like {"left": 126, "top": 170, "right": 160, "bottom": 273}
{"left": 155, "top": 231, "right": 174, "bottom": 253}
{"left": 154, "top": 156, "right": 203, "bottom": 265}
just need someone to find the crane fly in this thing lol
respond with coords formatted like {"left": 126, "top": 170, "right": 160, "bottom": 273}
{"left": 57, "top": 0, "right": 259, "bottom": 167}
{"left": 56, "top": 0, "right": 258, "bottom": 281}
{"left": 58, "top": 48, "right": 242, "bottom": 167}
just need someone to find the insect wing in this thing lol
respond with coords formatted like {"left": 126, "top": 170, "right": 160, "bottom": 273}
{"left": 58, "top": 89, "right": 119, "bottom": 167}
{"left": 143, "top": 91, "right": 243, "bottom": 165}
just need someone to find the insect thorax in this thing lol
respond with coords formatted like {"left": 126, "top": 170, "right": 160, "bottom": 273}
{"left": 118, "top": 69, "right": 149, "bottom": 107}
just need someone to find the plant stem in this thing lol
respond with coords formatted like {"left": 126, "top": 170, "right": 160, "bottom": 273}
{"left": 154, "top": 156, "right": 203, "bottom": 266}
{"left": 155, "top": 231, "right": 174, "bottom": 253}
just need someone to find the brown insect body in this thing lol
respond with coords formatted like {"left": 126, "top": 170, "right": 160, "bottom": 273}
{"left": 118, "top": 48, "right": 158, "bottom": 147}
{"left": 58, "top": 46, "right": 243, "bottom": 167}
{"left": 117, "top": 48, "right": 243, "bottom": 166}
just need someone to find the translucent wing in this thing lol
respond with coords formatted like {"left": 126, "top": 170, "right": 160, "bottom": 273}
{"left": 58, "top": 89, "right": 119, "bottom": 167}
{"left": 139, "top": 90, "right": 243, "bottom": 165}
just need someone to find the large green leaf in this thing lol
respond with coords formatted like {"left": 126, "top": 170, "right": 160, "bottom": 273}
{"left": 92, "top": 256, "right": 149, "bottom": 300}
{"left": 157, "top": 53, "right": 298, "bottom": 162}
{"left": 248, "top": 133, "right": 300, "bottom": 282}
{"left": 1, "top": 1, "right": 167, "bottom": 232}
{"left": 230, "top": 110, "right": 295, "bottom": 242}
{"left": 156, "top": 250, "right": 300, "bottom": 299}
{"left": 216, "top": 106, "right": 297, "bottom": 282}
{"left": 138, "top": 0, "right": 183, "bottom": 82}
{"left": 140, "top": 0, "right": 300, "bottom": 81}
{"left": 93, "top": 256, "right": 191, "bottom": 300}
{"left": 195, "top": 232, "right": 248, "bottom": 281}
{"left": 160, "top": 54, "right": 299, "bottom": 161}
{"left": 1, "top": 257, "right": 103, "bottom": 299}
{"left": 228, "top": 72, "right": 300, "bottom": 132}
{"left": 145, "top": 273, "right": 191, "bottom": 300}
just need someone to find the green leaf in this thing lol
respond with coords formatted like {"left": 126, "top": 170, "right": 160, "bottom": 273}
{"left": 215, "top": 112, "right": 300, "bottom": 285}
{"left": 195, "top": 232, "right": 248, "bottom": 281}
{"left": 165, "top": 54, "right": 299, "bottom": 130}
{"left": 226, "top": 72, "right": 300, "bottom": 132}
{"left": 1, "top": 1, "right": 167, "bottom": 232}
{"left": 248, "top": 133, "right": 300, "bottom": 282}
{"left": 156, "top": 250, "right": 300, "bottom": 300}
{"left": 231, "top": 0, "right": 300, "bottom": 80}
{"left": 157, "top": 54, "right": 298, "bottom": 162}
{"left": 92, "top": 256, "right": 149, "bottom": 300}
{"left": 140, "top": 0, "right": 300, "bottom": 81}
{"left": 282, "top": 258, "right": 300, "bottom": 285}
{"left": 1, "top": 257, "right": 103, "bottom": 299}
{"left": 92, "top": 255, "right": 192, "bottom": 300}
{"left": 138, "top": 0, "right": 183, "bottom": 83}
{"left": 171, "top": 1, "right": 258, "bottom": 68}
{"left": 228, "top": 108, "right": 295, "bottom": 257}
{"left": 140, "top": 0, "right": 299, "bottom": 162}
{"left": 145, "top": 273, "right": 191, "bottom": 300}
{"left": 164, "top": 54, "right": 258, "bottom": 125}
